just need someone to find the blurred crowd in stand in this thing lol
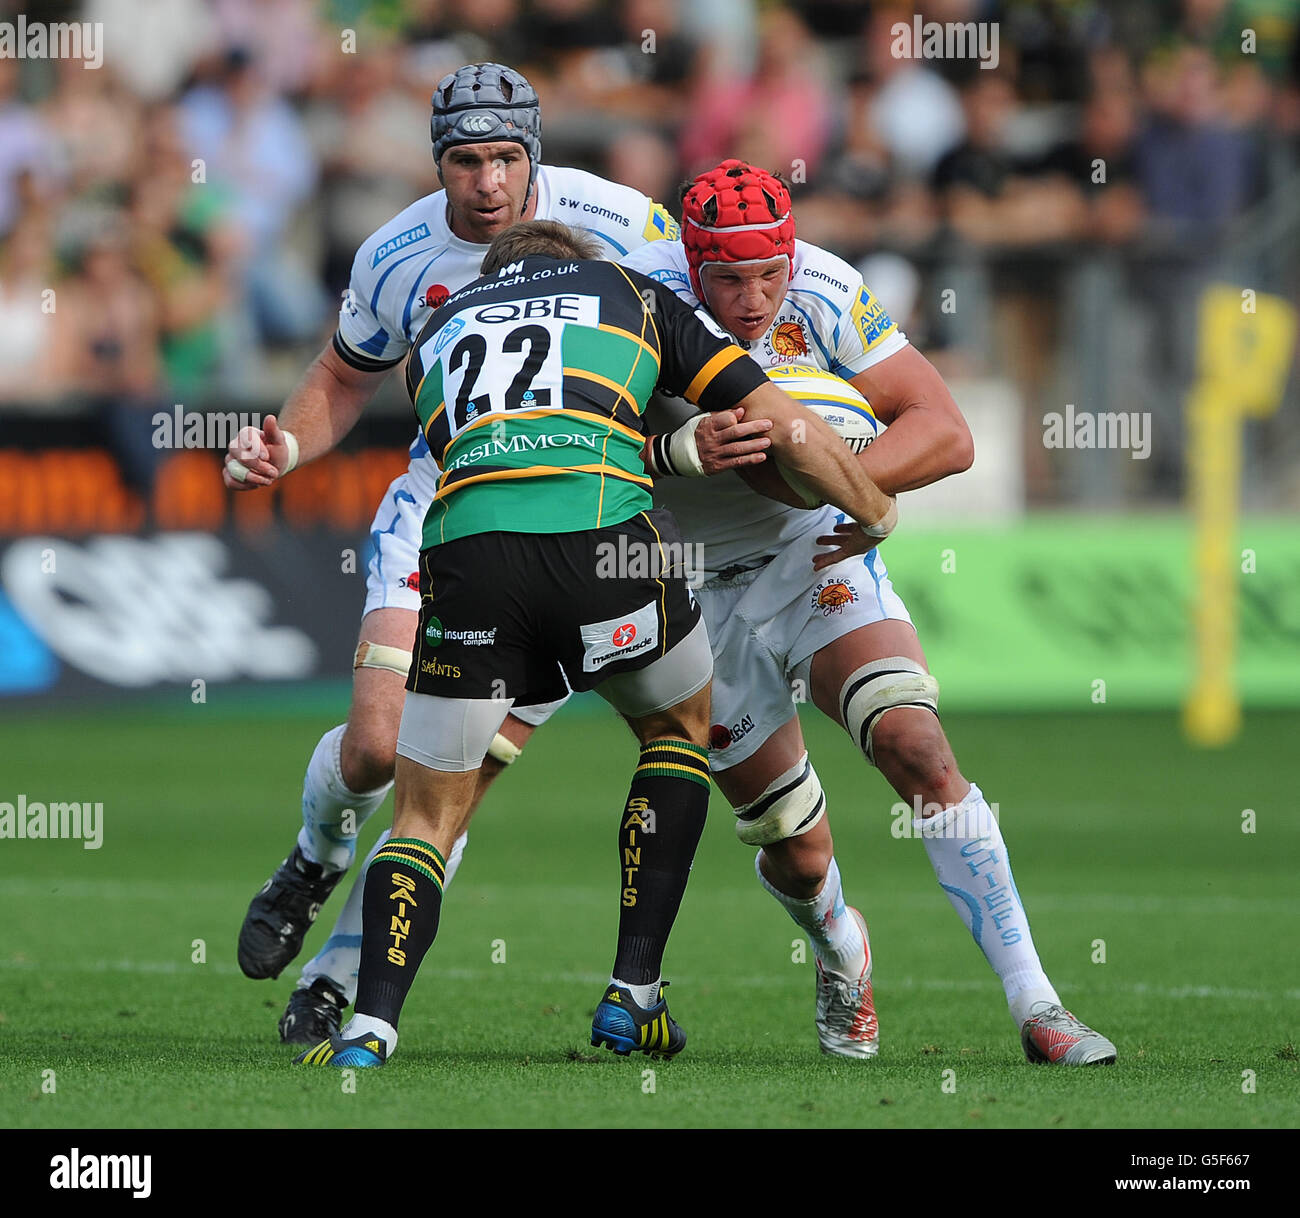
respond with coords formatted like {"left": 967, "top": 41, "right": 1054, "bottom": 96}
{"left": 2, "top": 0, "right": 1298, "bottom": 503}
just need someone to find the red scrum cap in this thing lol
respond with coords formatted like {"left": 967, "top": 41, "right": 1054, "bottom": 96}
{"left": 681, "top": 159, "right": 796, "bottom": 301}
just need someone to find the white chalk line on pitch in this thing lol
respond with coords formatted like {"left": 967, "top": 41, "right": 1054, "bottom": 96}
{"left": 2, "top": 877, "right": 1297, "bottom": 919}
{"left": 0, "top": 957, "right": 1295, "bottom": 1003}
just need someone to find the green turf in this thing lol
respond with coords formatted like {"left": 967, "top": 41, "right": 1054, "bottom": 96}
{"left": 1, "top": 702, "right": 1297, "bottom": 1128}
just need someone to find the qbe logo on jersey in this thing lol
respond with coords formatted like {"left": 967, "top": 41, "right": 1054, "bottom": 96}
{"left": 580, "top": 601, "right": 659, "bottom": 672}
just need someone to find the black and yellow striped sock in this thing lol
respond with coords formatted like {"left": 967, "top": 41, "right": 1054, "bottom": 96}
{"left": 613, "top": 739, "right": 711, "bottom": 986}
{"left": 354, "top": 837, "right": 445, "bottom": 1028}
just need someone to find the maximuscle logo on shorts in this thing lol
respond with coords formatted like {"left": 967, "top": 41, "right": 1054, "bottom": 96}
{"left": 580, "top": 601, "right": 659, "bottom": 672}
{"left": 0, "top": 18, "right": 103, "bottom": 67}
{"left": 0, "top": 796, "right": 103, "bottom": 849}
{"left": 595, "top": 534, "right": 706, "bottom": 588}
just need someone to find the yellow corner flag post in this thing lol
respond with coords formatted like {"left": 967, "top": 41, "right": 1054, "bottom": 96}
{"left": 1183, "top": 285, "right": 1296, "bottom": 746}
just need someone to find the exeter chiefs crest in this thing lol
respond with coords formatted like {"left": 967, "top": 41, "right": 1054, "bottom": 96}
{"left": 765, "top": 320, "right": 809, "bottom": 364}
{"left": 812, "top": 579, "right": 858, "bottom": 616}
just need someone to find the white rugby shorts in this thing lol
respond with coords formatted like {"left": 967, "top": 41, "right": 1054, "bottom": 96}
{"left": 700, "top": 512, "right": 912, "bottom": 772}
{"left": 362, "top": 473, "right": 427, "bottom": 617}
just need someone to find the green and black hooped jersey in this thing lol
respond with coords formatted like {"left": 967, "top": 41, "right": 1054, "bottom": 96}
{"left": 405, "top": 255, "right": 767, "bottom": 547}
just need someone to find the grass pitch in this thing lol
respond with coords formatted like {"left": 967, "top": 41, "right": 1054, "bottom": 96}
{"left": 1, "top": 699, "right": 1296, "bottom": 1129}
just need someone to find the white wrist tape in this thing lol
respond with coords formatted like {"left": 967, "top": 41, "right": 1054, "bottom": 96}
{"left": 646, "top": 415, "right": 708, "bottom": 478}
{"left": 859, "top": 497, "right": 898, "bottom": 541}
{"left": 669, "top": 414, "right": 709, "bottom": 477}
{"left": 225, "top": 427, "right": 299, "bottom": 481}
{"left": 668, "top": 414, "right": 707, "bottom": 477}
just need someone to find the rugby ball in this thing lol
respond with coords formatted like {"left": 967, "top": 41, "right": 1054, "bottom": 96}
{"left": 764, "top": 365, "right": 881, "bottom": 508}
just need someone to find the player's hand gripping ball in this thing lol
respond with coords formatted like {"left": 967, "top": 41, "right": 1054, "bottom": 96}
{"left": 739, "top": 365, "right": 881, "bottom": 508}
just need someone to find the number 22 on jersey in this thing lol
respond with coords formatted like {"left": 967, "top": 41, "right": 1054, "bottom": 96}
{"left": 416, "top": 292, "right": 601, "bottom": 452}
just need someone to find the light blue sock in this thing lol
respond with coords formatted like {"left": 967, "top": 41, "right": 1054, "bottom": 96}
{"left": 297, "top": 724, "right": 392, "bottom": 873}
{"left": 917, "top": 783, "right": 1059, "bottom": 1025}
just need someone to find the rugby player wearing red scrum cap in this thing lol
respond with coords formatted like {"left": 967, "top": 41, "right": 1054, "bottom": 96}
{"left": 624, "top": 161, "right": 1117, "bottom": 1066}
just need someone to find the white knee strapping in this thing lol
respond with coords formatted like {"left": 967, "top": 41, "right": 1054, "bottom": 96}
{"left": 839, "top": 656, "right": 940, "bottom": 764}
{"left": 353, "top": 640, "right": 413, "bottom": 678}
{"left": 732, "top": 752, "right": 826, "bottom": 846}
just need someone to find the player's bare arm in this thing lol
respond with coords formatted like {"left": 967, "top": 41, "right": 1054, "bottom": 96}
{"left": 222, "top": 343, "right": 389, "bottom": 489}
{"left": 848, "top": 344, "right": 974, "bottom": 494}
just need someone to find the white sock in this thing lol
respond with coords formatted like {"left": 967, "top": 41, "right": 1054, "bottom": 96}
{"left": 340, "top": 1012, "right": 398, "bottom": 1055}
{"left": 755, "top": 852, "right": 866, "bottom": 977}
{"left": 297, "top": 724, "right": 393, "bottom": 873}
{"left": 611, "top": 977, "right": 661, "bottom": 1009}
{"left": 299, "top": 828, "right": 468, "bottom": 1004}
{"left": 916, "top": 783, "right": 1060, "bottom": 1025}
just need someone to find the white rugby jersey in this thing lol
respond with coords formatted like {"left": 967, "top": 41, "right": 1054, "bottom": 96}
{"left": 335, "top": 165, "right": 679, "bottom": 501}
{"left": 619, "top": 239, "right": 908, "bottom": 575}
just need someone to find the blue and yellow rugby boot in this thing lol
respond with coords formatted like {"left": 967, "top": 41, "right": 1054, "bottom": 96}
{"left": 590, "top": 982, "right": 686, "bottom": 1058}
{"left": 293, "top": 1032, "right": 386, "bottom": 1068}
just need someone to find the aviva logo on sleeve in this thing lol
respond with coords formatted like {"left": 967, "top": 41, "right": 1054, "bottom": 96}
{"left": 644, "top": 203, "right": 680, "bottom": 243}
{"left": 852, "top": 285, "right": 895, "bottom": 350}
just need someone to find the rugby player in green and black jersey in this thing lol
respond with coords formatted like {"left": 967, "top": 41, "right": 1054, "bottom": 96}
{"left": 294, "top": 220, "right": 898, "bottom": 1067}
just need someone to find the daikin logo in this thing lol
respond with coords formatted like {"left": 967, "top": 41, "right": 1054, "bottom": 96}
{"left": 371, "top": 223, "right": 431, "bottom": 267}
